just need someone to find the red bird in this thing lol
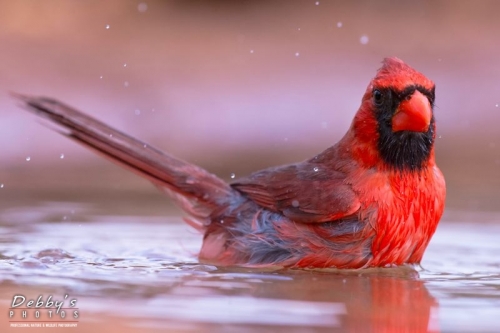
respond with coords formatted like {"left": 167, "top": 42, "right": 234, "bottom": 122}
{"left": 16, "top": 57, "right": 445, "bottom": 268}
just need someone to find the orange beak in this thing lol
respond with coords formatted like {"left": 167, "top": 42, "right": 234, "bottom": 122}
{"left": 392, "top": 90, "right": 431, "bottom": 133}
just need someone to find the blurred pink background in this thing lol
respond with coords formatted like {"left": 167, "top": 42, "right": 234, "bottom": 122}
{"left": 1, "top": 0, "right": 499, "bottom": 210}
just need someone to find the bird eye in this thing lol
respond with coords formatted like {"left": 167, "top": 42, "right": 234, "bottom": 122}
{"left": 373, "top": 90, "right": 384, "bottom": 106}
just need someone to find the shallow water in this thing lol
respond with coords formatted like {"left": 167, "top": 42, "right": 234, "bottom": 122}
{"left": 0, "top": 197, "right": 499, "bottom": 333}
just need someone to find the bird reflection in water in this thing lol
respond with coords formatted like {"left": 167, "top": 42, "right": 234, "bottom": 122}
{"left": 232, "top": 266, "right": 439, "bottom": 332}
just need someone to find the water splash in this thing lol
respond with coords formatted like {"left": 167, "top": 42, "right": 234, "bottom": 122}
{"left": 138, "top": 3, "right": 148, "bottom": 13}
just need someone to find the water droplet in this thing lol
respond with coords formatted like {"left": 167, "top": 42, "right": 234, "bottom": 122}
{"left": 143, "top": 144, "right": 147, "bottom": 148}
{"left": 123, "top": 63, "right": 127, "bottom": 67}
{"left": 124, "top": 81, "right": 129, "bottom": 87}
{"left": 230, "top": 173, "right": 236, "bottom": 179}
{"left": 496, "top": 104, "right": 499, "bottom": 108}
{"left": 297, "top": 27, "right": 301, "bottom": 31}
{"left": 99, "top": 75, "right": 103, "bottom": 79}
{"left": 360, "top": 35, "right": 369, "bottom": 45}
{"left": 313, "top": 167, "right": 319, "bottom": 172}
{"left": 337, "top": 22, "right": 343, "bottom": 28}
{"left": 0, "top": 184, "right": 4, "bottom": 188}
{"left": 220, "top": 219, "right": 224, "bottom": 224}
{"left": 134, "top": 109, "right": 141, "bottom": 115}
{"left": 60, "top": 154, "right": 65, "bottom": 159}
{"left": 315, "top": 1, "right": 320, "bottom": 5}
{"left": 186, "top": 177, "right": 195, "bottom": 184}
{"left": 105, "top": 24, "right": 110, "bottom": 30}
{"left": 109, "top": 134, "right": 113, "bottom": 138}
{"left": 438, "top": 135, "right": 442, "bottom": 139}
{"left": 295, "top": 52, "right": 300, "bottom": 57}
{"left": 63, "top": 216, "right": 67, "bottom": 221}
{"left": 138, "top": 2, "right": 148, "bottom": 12}
{"left": 151, "top": 108, "right": 155, "bottom": 112}
{"left": 26, "top": 156, "right": 31, "bottom": 161}
{"left": 292, "top": 200, "right": 299, "bottom": 208}
{"left": 250, "top": 49, "right": 254, "bottom": 54}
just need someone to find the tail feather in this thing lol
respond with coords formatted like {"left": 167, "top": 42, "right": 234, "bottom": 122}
{"left": 14, "top": 94, "right": 236, "bottom": 219}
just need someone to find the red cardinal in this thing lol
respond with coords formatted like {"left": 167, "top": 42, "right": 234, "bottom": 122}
{"left": 15, "top": 57, "right": 445, "bottom": 268}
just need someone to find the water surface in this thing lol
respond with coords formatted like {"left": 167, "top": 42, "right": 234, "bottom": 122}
{"left": 0, "top": 197, "right": 499, "bottom": 332}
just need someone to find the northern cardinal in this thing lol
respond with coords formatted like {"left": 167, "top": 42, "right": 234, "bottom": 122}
{"left": 15, "top": 57, "right": 445, "bottom": 268}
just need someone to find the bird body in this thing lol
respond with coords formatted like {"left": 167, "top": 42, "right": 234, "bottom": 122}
{"left": 16, "top": 57, "right": 445, "bottom": 268}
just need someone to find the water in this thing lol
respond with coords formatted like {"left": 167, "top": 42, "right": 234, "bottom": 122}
{"left": 0, "top": 197, "right": 499, "bottom": 332}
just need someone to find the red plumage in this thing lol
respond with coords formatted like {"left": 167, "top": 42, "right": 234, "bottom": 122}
{"left": 15, "top": 57, "right": 446, "bottom": 268}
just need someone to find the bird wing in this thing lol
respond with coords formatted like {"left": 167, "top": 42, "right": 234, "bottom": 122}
{"left": 231, "top": 162, "right": 360, "bottom": 223}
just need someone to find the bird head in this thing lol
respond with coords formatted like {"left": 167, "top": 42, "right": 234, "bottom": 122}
{"left": 351, "top": 58, "right": 437, "bottom": 171}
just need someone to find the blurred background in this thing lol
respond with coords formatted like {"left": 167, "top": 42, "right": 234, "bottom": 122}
{"left": 1, "top": 0, "right": 499, "bottom": 211}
